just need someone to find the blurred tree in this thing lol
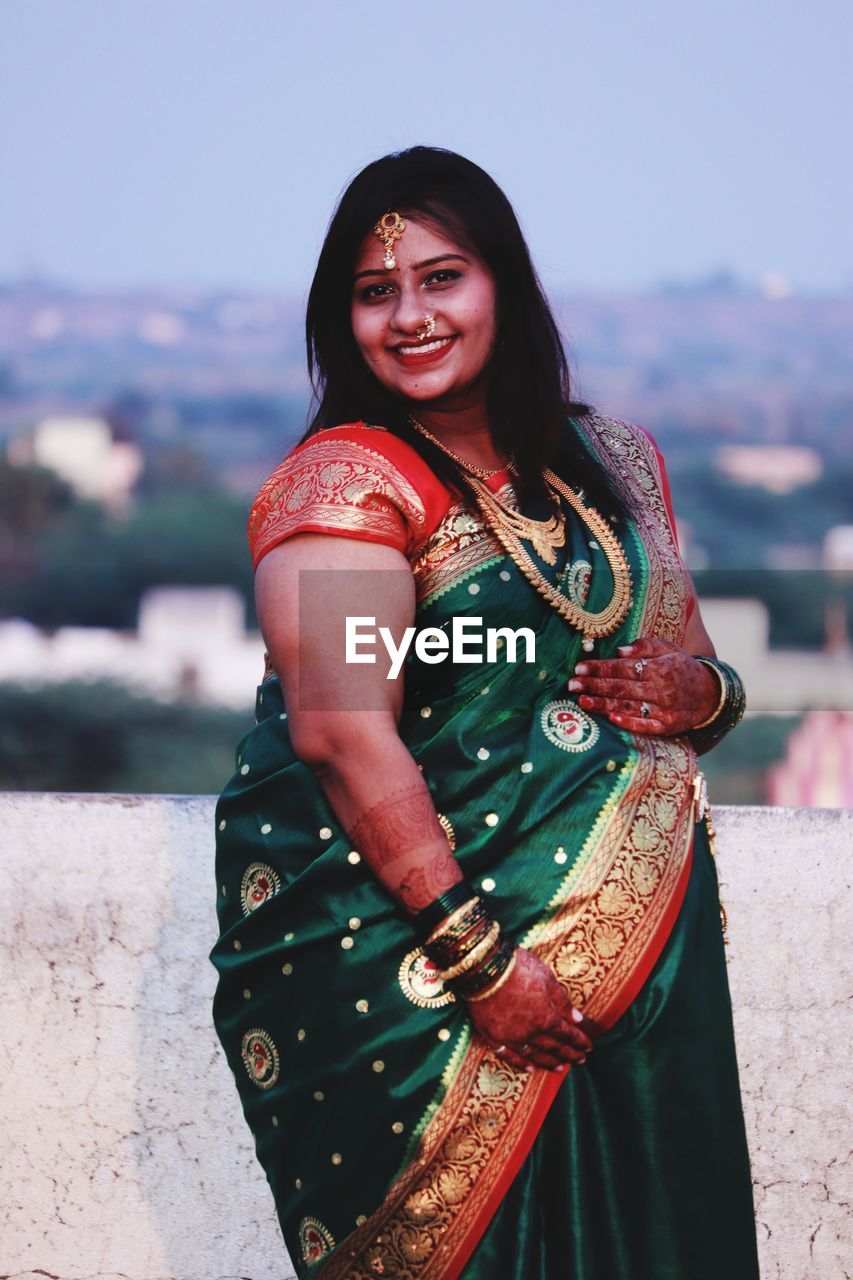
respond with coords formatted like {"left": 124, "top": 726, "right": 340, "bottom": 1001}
{"left": 0, "top": 460, "right": 74, "bottom": 545}
{"left": 2, "top": 486, "right": 253, "bottom": 627}
{"left": 701, "top": 715, "right": 800, "bottom": 806}
{"left": 135, "top": 440, "right": 217, "bottom": 497}
{"left": 0, "top": 682, "right": 251, "bottom": 793}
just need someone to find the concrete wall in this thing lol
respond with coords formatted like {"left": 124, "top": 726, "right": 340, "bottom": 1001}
{"left": 1, "top": 794, "right": 850, "bottom": 1280}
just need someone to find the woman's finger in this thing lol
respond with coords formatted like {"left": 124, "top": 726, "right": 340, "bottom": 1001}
{"left": 578, "top": 692, "right": 664, "bottom": 724}
{"left": 570, "top": 675, "right": 663, "bottom": 700}
{"left": 573, "top": 656, "right": 662, "bottom": 682}
{"left": 529, "top": 1032, "right": 589, "bottom": 1063}
{"left": 617, "top": 638, "right": 675, "bottom": 659}
{"left": 519, "top": 1045, "right": 568, "bottom": 1071}
{"left": 608, "top": 709, "right": 669, "bottom": 734}
{"left": 541, "top": 1019, "right": 594, "bottom": 1054}
{"left": 543, "top": 1006, "right": 594, "bottom": 1053}
{"left": 481, "top": 1038, "right": 533, "bottom": 1074}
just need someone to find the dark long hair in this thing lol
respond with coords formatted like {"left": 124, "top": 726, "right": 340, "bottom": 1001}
{"left": 304, "top": 146, "right": 618, "bottom": 511}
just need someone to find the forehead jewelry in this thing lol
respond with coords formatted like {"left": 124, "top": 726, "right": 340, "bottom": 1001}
{"left": 416, "top": 314, "right": 436, "bottom": 342}
{"left": 373, "top": 210, "right": 406, "bottom": 270}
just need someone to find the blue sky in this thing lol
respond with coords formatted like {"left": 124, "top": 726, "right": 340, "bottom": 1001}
{"left": 1, "top": 0, "right": 849, "bottom": 294}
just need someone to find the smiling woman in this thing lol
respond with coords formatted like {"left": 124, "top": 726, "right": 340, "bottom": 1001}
{"left": 210, "top": 146, "right": 756, "bottom": 1280}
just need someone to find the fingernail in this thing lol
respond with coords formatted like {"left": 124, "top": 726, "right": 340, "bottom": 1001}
{"left": 611, "top": 712, "right": 623, "bottom": 723}
{"left": 555, "top": 1064, "right": 566, "bottom": 1073}
{"left": 571, "top": 1008, "right": 584, "bottom": 1022}
{"left": 568, "top": 679, "right": 583, "bottom": 691}
{"left": 525, "top": 1064, "right": 534, "bottom": 1074}
{"left": 579, "top": 696, "right": 593, "bottom": 708}
{"left": 617, "top": 645, "right": 634, "bottom": 655}
{"left": 574, "top": 663, "right": 589, "bottom": 675}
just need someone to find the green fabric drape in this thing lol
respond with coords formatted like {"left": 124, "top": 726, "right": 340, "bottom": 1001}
{"left": 464, "top": 820, "right": 759, "bottom": 1279}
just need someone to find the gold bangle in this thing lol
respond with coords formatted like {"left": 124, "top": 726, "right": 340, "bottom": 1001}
{"left": 438, "top": 921, "right": 501, "bottom": 982}
{"left": 465, "top": 951, "right": 518, "bottom": 1002}
{"left": 426, "top": 897, "right": 481, "bottom": 946}
{"left": 693, "top": 657, "right": 727, "bottom": 729}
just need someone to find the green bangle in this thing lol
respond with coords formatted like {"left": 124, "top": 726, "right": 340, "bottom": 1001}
{"left": 415, "top": 880, "right": 477, "bottom": 938}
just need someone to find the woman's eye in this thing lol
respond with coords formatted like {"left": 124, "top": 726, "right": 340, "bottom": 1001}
{"left": 358, "top": 282, "right": 395, "bottom": 302}
{"left": 425, "top": 269, "right": 462, "bottom": 287}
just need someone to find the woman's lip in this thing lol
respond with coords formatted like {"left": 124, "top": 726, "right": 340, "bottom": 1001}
{"left": 389, "top": 336, "right": 457, "bottom": 366}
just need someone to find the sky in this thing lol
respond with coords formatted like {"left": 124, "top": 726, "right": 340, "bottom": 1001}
{"left": 1, "top": 0, "right": 850, "bottom": 296}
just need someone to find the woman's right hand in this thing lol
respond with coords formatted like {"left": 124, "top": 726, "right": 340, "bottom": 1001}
{"left": 466, "top": 947, "right": 593, "bottom": 1072}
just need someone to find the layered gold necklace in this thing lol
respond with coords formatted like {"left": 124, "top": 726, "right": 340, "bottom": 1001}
{"left": 409, "top": 417, "right": 633, "bottom": 652}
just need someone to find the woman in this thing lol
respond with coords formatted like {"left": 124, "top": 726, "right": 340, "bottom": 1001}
{"left": 211, "top": 147, "right": 758, "bottom": 1279}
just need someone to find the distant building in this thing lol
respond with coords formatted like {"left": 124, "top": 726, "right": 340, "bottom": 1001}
{"left": 699, "top": 598, "right": 853, "bottom": 715}
{"left": 715, "top": 445, "right": 822, "bottom": 494}
{"left": 0, "top": 587, "right": 262, "bottom": 711}
{"left": 824, "top": 526, "right": 853, "bottom": 571}
{"left": 8, "top": 416, "right": 144, "bottom": 513}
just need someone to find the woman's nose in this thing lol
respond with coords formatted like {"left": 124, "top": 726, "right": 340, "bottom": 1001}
{"left": 389, "top": 287, "right": 427, "bottom": 335}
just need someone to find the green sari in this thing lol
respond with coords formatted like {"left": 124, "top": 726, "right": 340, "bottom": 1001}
{"left": 210, "top": 415, "right": 758, "bottom": 1279}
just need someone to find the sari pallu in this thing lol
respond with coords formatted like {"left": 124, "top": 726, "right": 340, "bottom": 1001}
{"left": 210, "top": 417, "right": 756, "bottom": 1278}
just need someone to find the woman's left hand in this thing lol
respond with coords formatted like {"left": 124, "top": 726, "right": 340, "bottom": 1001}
{"left": 567, "top": 637, "right": 720, "bottom": 736}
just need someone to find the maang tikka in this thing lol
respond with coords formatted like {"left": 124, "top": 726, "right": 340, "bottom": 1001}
{"left": 373, "top": 210, "right": 406, "bottom": 270}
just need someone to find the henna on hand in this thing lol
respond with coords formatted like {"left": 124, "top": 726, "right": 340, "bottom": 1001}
{"left": 567, "top": 636, "right": 721, "bottom": 736}
{"left": 468, "top": 948, "right": 593, "bottom": 1072}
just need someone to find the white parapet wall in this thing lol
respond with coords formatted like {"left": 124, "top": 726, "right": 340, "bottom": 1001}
{"left": 1, "top": 794, "right": 850, "bottom": 1280}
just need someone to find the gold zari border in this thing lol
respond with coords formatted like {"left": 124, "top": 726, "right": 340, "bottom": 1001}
{"left": 249, "top": 437, "right": 428, "bottom": 565}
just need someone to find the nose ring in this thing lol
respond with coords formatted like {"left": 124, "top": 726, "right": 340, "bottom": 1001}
{"left": 416, "top": 314, "right": 436, "bottom": 342}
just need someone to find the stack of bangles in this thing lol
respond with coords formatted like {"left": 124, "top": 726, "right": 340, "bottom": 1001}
{"left": 415, "top": 881, "right": 515, "bottom": 1003}
{"left": 687, "top": 656, "right": 747, "bottom": 752}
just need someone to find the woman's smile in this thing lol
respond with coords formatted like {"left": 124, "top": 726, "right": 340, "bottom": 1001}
{"left": 389, "top": 334, "right": 458, "bottom": 364}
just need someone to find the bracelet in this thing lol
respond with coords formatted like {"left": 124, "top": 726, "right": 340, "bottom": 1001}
{"left": 415, "top": 880, "right": 476, "bottom": 936}
{"left": 424, "top": 896, "right": 484, "bottom": 947}
{"left": 452, "top": 936, "right": 512, "bottom": 996}
{"left": 438, "top": 921, "right": 501, "bottom": 982}
{"left": 455, "top": 938, "right": 515, "bottom": 999}
{"left": 464, "top": 950, "right": 518, "bottom": 1002}
{"left": 426, "top": 912, "right": 494, "bottom": 971}
{"left": 688, "top": 657, "right": 746, "bottom": 751}
{"left": 693, "top": 658, "right": 728, "bottom": 729}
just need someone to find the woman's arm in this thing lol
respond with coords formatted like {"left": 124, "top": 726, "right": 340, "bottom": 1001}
{"left": 256, "top": 532, "right": 461, "bottom": 913}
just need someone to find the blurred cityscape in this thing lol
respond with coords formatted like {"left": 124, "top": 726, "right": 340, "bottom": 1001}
{"left": 1, "top": 273, "right": 852, "bottom": 804}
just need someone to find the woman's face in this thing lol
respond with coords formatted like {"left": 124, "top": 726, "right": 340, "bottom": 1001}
{"left": 350, "top": 216, "right": 498, "bottom": 412}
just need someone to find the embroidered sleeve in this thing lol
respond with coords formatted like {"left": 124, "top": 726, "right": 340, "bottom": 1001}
{"left": 247, "top": 433, "right": 431, "bottom": 569}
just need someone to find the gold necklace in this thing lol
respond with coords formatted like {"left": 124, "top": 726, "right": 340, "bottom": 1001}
{"left": 410, "top": 417, "right": 567, "bottom": 563}
{"left": 408, "top": 416, "right": 633, "bottom": 651}
{"left": 409, "top": 416, "right": 512, "bottom": 479}
{"left": 467, "top": 469, "right": 633, "bottom": 651}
